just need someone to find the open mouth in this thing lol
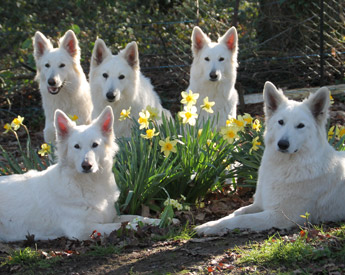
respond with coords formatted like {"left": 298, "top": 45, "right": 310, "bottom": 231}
{"left": 47, "top": 81, "right": 66, "bottom": 95}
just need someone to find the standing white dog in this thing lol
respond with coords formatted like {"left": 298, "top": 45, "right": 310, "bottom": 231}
{"left": 196, "top": 81, "right": 345, "bottom": 235}
{"left": 89, "top": 39, "right": 171, "bottom": 137}
{"left": 33, "top": 30, "right": 92, "bottom": 144}
{"left": 187, "top": 26, "right": 239, "bottom": 126}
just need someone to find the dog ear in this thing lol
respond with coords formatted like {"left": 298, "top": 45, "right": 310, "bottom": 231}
{"left": 219, "top": 26, "right": 238, "bottom": 52}
{"left": 33, "top": 31, "right": 53, "bottom": 60}
{"left": 306, "top": 87, "right": 330, "bottom": 123}
{"left": 60, "top": 30, "right": 80, "bottom": 58}
{"left": 191, "top": 27, "right": 210, "bottom": 55}
{"left": 263, "top": 81, "right": 286, "bottom": 117}
{"left": 54, "top": 109, "right": 74, "bottom": 140}
{"left": 96, "top": 106, "right": 114, "bottom": 136}
{"left": 123, "top": 42, "right": 139, "bottom": 69}
{"left": 91, "top": 39, "right": 112, "bottom": 67}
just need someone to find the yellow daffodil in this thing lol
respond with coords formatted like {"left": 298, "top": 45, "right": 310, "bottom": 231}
{"left": 146, "top": 105, "right": 160, "bottom": 120}
{"left": 330, "top": 95, "right": 334, "bottom": 105}
{"left": 198, "top": 129, "right": 203, "bottom": 138}
{"left": 119, "top": 106, "right": 131, "bottom": 121}
{"left": 11, "top": 116, "right": 24, "bottom": 131}
{"left": 242, "top": 113, "right": 253, "bottom": 125}
{"left": 178, "top": 105, "right": 198, "bottom": 126}
{"left": 38, "top": 143, "right": 51, "bottom": 156}
{"left": 226, "top": 116, "right": 235, "bottom": 126}
{"left": 200, "top": 96, "right": 215, "bottom": 113}
{"left": 220, "top": 126, "right": 239, "bottom": 143}
{"left": 141, "top": 128, "right": 159, "bottom": 139}
{"left": 159, "top": 137, "right": 177, "bottom": 157}
{"left": 68, "top": 114, "right": 79, "bottom": 121}
{"left": 249, "top": 136, "right": 261, "bottom": 154}
{"left": 232, "top": 118, "right": 245, "bottom": 131}
{"left": 4, "top": 123, "right": 12, "bottom": 133}
{"left": 181, "top": 90, "right": 199, "bottom": 106}
{"left": 138, "top": 110, "right": 150, "bottom": 129}
{"left": 252, "top": 119, "right": 262, "bottom": 132}
{"left": 328, "top": 126, "right": 335, "bottom": 141}
{"left": 336, "top": 126, "right": 345, "bottom": 139}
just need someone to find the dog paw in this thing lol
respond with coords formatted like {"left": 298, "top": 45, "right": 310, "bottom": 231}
{"left": 194, "top": 221, "right": 227, "bottom": 236}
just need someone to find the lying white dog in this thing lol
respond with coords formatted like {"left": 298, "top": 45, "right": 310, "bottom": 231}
{"left": 0, "top": 107, "right": 160, "bottom": 241}
{"left": 196, "top": 81, "right": 345, "bottom": 235}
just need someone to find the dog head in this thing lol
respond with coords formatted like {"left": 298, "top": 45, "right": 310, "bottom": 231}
{"left": 33, "top": 30, "right": 82, "bottom": 95}
{"left": 90, "top": 39, "right": 139, "bottom": 103}
{"left": 263, "top": 81, "right": 330, "bottom": 155}
{"left": 191, "top": 26, "right": 238, "bottom": 83}
{"left": 54, "top": 106, "right": 117, "bottom": 174}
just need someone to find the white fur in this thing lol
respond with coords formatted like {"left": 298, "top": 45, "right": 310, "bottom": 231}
{"left": 195, "top": 81, "right": 345, "bottom": 235}
{"left": 33, "top": 30, "right": 93, "bottom": 144}
{"left": 0, "top": 107, "right": 163, "bottom": 241}
{"left": 187, "top": 26, "right": 239, "bottom": 126}
{"left": 89, "top": 40, "right": 171, "bottom": 137}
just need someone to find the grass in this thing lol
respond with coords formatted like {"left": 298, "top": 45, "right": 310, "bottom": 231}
{"left": 85, "top": 245, "right": 122, "bottom": 257}
{"left": 235, "top": 223, "right": 345, "bottom": 272}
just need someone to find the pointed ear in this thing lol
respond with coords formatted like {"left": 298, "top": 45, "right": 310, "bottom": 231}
{"left": 60, "top": 30, "right": 79, "bottom": 58}
{"left": 33, "top": 31, "right": 53, "bottom": 60}
{"left": 219, "top": 26, "right": 238, "bottom": 51}
{"left": 91, "top": 39, "right": 112, "bottom": 68}
{"left": 191, "top": 26, "right": 210, "bottom": 55}
{"left": 306, "top": 87, "right": 330, "bottom": 123}
{"left": 54, "top": 109, "right": 74, "bottom": 140}
{"left": 263, "top": 81, "right": 287, "bottom": 118}
{"left": 95, "top": 106, "right": 114, "bottom": 136}
{"left": 123, "top": 41, "right": 139, "bottom": 69}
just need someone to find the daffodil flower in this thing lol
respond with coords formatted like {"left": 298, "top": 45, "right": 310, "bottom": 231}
{"left": 119, "top": 106, "right": 131, "bottom": 121}
{"left": 336, "top": 126, "right": 345, "bottom": 139}
{"left": 159, "top": 137, "right": 177, "bottom": 157}
{"left": 68, "top": 114, "right": 79, "bottom": 121}
{"left": 178, "top": 105, "right": 198, "bottom": 126}
{"left": 330, "top": 95, "right": 334, "bottom": 105}
{"left": 220, "top": 126, "right": 239, "bottom": 143}
{"left": 11, "top": 116, "right": 24, "bottom": 131}
{"left": 328, "top": 126, "right": 335, "bottom": 141}
{"left": 200, "top": 96, "right": 215, "bottom": 113}
{"left": 242, "top": 113, "right": 253, "bottom": 125}
{"left": 38, "top": 143, "right": 52, "bottom": 156}
{"left": 252, "top": 119, "right": 262, "bottom": 132}
{"left": 146, "top": 105, "right": 160, "bottom": 120}
{"left": 141, "top": 128, "right": 159, "bottom": 139}
{"left": 249, "top": 136, "right": 261, "bottom": 154}
{"left": 138, "top": 110, "right": 150, "bottom": 129}
{"left": 181, "top": 90, "right": 199, "bottom": 106}
{"left": 3, "top": 123, "right": 12, "bottom": 133}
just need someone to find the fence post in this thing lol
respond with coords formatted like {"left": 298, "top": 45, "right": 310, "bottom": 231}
{"left": 319, "top": 0, "right": 324, "bottom": 86}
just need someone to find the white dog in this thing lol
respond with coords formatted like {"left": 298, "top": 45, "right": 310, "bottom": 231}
{"left": 33, "top": 30, "right": 93, "bottom": 144}
{"left": 196, "top": 81, "right": 345, "bottom": 235}
{"left": 0, "top": 107, "right": 162, "bottom": 241}
{"left": 89, "top": 39, "right": 171, "bottom": 137}
{"left": 187, "top": 26, "right": 239, "bottom": 126}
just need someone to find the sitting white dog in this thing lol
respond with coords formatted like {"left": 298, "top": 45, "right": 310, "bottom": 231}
{"left": 196, "top": 81, "right": 345, "bottom": 235}
{"left": 0, "top": 107, "right": 160, "bottom": 241}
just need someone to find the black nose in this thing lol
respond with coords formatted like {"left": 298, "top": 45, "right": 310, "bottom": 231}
{"left": 209, "top": 71, "right": 218, "bottom": 81}
{"left": 82, "top": 161, "right": 92, "bottom": 172}
{"left": 48, "top": 78, "right": 56, "bottom": 86}
{"left": 106, "top": 91, "right": 115, "bottom": 101}
{"left": 278, "top": 139, "right": 290, "bottom": 151}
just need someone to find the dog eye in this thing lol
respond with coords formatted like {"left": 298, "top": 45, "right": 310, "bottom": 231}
{"left": 59, "top": 63, "right": 65, "bottom": 68}
{"left": 103, "top": 73, "right": 108, "bottom": 79}
{"left": 92, "top": 142, "right": 98, "bottom": 148}
{"left": 219, "top": 57, "right": 224, "bottom": 62}
{"left": 204, "top": 57, "right": 210, "bottom": 61}
{"left": 278, "top": 120, "right": 284, "bottom": 125}
{"left": 119, "top": 74, "right": 125, "bottom": 80}
{"left": 45, "top": 63, "right": 50, "bottom": 68}
{"left": 74, "top": 144, "right": 80, "bottom": 149}
{"left": 297, "top": 123, "right": 305, "bottom": 129}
